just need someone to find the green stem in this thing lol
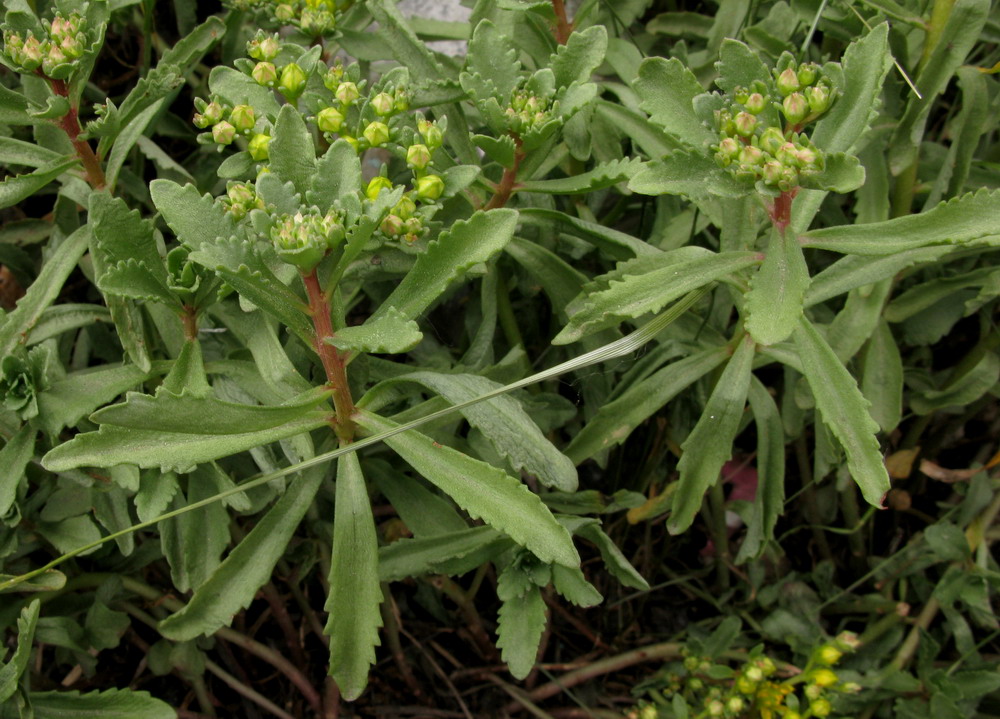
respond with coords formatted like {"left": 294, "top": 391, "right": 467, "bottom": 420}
{"left": 707, "top": 482, "right": 731, "bottom": 589}
{"left": 204, "top": 659, "right": 295, "bottom": 719}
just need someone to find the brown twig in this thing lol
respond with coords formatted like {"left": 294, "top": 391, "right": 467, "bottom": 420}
{"left": 550, "top": 0, "right": 574, "bottom": 45}
{"left": 47, "top": 76, "right": 106, "bottom": 190}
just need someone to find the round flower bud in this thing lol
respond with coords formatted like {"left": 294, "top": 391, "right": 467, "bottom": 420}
{"left": 811, "top": 669, "right": 839, "bottom": 688}
{"left": 42, "top": 44, "right": 69, "bottom": 75}
{"left": 734, "top": 111, "right": 757, "bottom": 137}
{"left": 202, "top": 101, "right": 224, "bottom": 125}
{"left": 794, "top": 145, "right": 820, "bottom": 170}
{"left": 335, "top": 81, "right": 360, "bottom": 106}
{"left": 755, "top": 657, "right": 777, "bottom": 676}
{"left": 316, "top": 107, "right": 345, "bottom": 133}
{"left": 370, "top": 91, "right": 394, "bottom": 117}
{"left": 745, "top": 92, "right": 767, "bottom": 114}
{"left": 248, "top": 133, "right": 271, "bottom": 161}
{"left": 394, "top": 87, "right": 409, "bottom": 112}
{"left": 805, "top": 683, "right": 824, "bottom": 700}
{"left": 278, "top": 63, "right": 307, "bottom": 100}
{"left": 797, "top": 63, "right": 819, "bottom": 87}
{"left": 706, "top": 700, "right": 725, "bottom": 717}
{"left": 779, "top": 164, "right": 799, "bottom": 191}
{"left": 735, "top": 675, "right": 757, "bottom": 695}
{"left": 230, "top": 104, "right": 255, "bottom": 134}
{"left": 380, "top": 214, "right": 404, "bottom": 236}
{"left": 393, "top": 195, "right": 417, "bottom": 219}
{"left": 762, "top": 160, "right": 783, "bottom": 185}
{"left": 272, "top": 213, "right": 325, "bottom": 272}
{"left": 810, "top": 698, "right": 832, "bottom": 717}
{"left": 212, "top": 121, "right": 236, "bottom": 145}
{"left": 363, "top": 121, "right": 390, "bottom": 147}
{"left": 776, "top": 67, "right": 800, "bottom": 96}
{"left": 817, "top": 644, "right": 843, "bottom": 665}
{"left": 227, "top": 182, "right": 255, "bottom": 207}
{"left": 759, "top": 126, "right": 785, "bottom": 155}
{"left": 734, "top": 86, "right": 750, "bottom": 104}
{"left": 20, "top": 35, "right": 44, "bottom": 70}
{"left": 640, "top": 706, "right": 657, "bottom": 719}
{"left": 683, "top": 656, "right": 700, "bottom": 672}
{"left": 252, "top": 61, "right": 278, "bottom": 87}
{"left": 738, "top": 145, "right": 764, "bottom": 166}
{"left": 404, "top": 217, "right": 422, "bottom": 235}
{"left": 406, "top": 143, "right": 432, "bottom": 170}
{"left": 342, "top": 135, "right": 360, "bottom": 152}
{"left": 366, "top": 176, "right": 393, "bottom": 201}
{"left": 835, "top": 631, "right": 861, "bottom": 650}
{"left": 248, "top": 33, "right": 280, "bottom": 61}
{"left": 274, "top": 3, "right": 295, "bottom": 21}
{"left": 59, "top": 33, "right": 83, "bottom": 59}
{"left": 805, "top": 84, "right": 833, "bottom": 115}
{"left": 840, "top": 682, "right": 862, "bottom": 694}
{"left": 776, "top": 141, "right": 799, "bottom": 167}
{"left": 781, "top": 92, "right": 809, "bottom": 124}
{"left": 415, "top": 174, "right": 444, "bottom": 201}
{"left": 323, "top": 62, "right": 344, "bottom": 91}
{"left": 726, "top": 697, "right": 745, "bottom": 713}
{"left": 784, "top": 712, "right": 802, "bottom": 719}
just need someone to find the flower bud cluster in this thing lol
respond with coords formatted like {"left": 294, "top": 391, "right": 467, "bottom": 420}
{"left": 270, "top": 208, "right": 346, "bottom": 272}
{"left": 193, "top": 97, "right": 260, "bottom": 148}
{"left": 312, "top": 68, "right": 411, "bottom": 153}
{"left": 2, "top": 12, "right": 87, "bottom": 78}
{"left": 380, "top": 194, "right": 425, "bottom": 244}
{"left": 220, "top": 182, "right": 266, "bottom": 220}
{"left": 713, "top": 71, "right": 834, "bottom": 193}
{"left": 224, "top": 0, "right": 355, "bottom": 36}
{"left": 504, "top": 85, "right": 557, "bottom": 135}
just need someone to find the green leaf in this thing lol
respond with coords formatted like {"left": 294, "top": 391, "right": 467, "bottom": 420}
{"left": 885, "top": 266, "right": 1000, "bottom": 322}
{"left": 189, "top": 237, "right": 313, "bottom": 338}
{"left": 714, "top": 39, "right": 771, "bottom": 95}
{"left": 550, "top": 25, "right": 608, "bottom": 87}
{"left": 496, "top": 574, "right": 546, "bottom": 679}
{"left": 566, "top": 347, "right": 728, "bottom": 463}
{"left": 366, "top": 0, "right": 445, "bottom": 82}
{"left": 105, "top": 99, "right": 166, "bottom": 192}
{"left": 0, "top": 157, "right": 79, "bottom": 211}
{"left": 0, "top": 225, "right": 90, "bottom": 357}
{"left": 862, "top": 320, "right": 903, "bottom": 432}
{"left": 160, "top": 465, "right": 230, "bottom": 593}
{"left": 326, "top": 452, "right": 382, "bottom": 701}
{"left": 464, "top": 19, "right": 521, "bottom": 100}
{"left": 669, "top": 336, "right": 755, "bottom": 534}
{"left": 595, "top": 99, "right": 682, "bottom": 158}
{"left": 270, "top": 104, "right": 316, "bottom": 197}
{"left": 805, "top": 246, "right": 951, "bottom": 306}
{"left": 518, "top": 157, "right": 642, "bottom": 194}
{"left": 517, "top": 208, "right": 660, "bottom": 260}
{"left": 308, "top": 139, "right": 362, "bottom": 212}
{"left": 150, "top": 179, "right": 237, "bottom": 251}
{"left": 802, "top": 189, "right": 1000, "bottom": 255}
{"left": 0, "top": 424, "right": 35, "bottom": 516}
{"left": 35, "top": 363, "right": 151, "bottom": 436}
{"left": 372, "top": 208, "right": 518, "bottom": 323}
{"left": 374, "top": 371, "right": 578, "bottom": 491}
{"left": 0, "top": 136, "right": 64, "bottom": 167}
{"left": 473, "top": 133, "right": 516, "bottom": 169}
{"left": 794, "top": 318, "right": 889, "bottom": 507}
{"left": 910, "top": 351, "right": 999, "bottom": 415}
{"left": 554, "top": 250, "right": 759, "bottom": 344}
{"left": 629, "top": 152, "right": 746, "bottom": 199}
{"left": 357, "top": 411, "right": 580, "bottom": 568}
{"left": 745, "top": 227, "right": 810, "bottom": 346}
{"left": 26, "top": 304, "right": 112, "bottom": 345}
{"left": 0, "top": 600, "right": 38, "bottom": 701}
{"left": 551, "top": 564, "right": 602, "bottom": 606}
{"left": 328, "top": 307, "right": 422, "bottom": 355}
{"left": 159, "top": 462, "right": 325, "bottom": 641}
{"left": 378, "top": 526, "right": 508, "bottom": 581}
{"left": 800, "top": 153, "right": 866, "bottom": 193}
{"left": 574, "top": 522, "right": 649, "bottom": 590}
{"left": 28, "top": 689, "right": 176, "bottom": 719}
{"left": 633, "top": 57, "right": 715, "bottom": 148}
{"left": 208, "top": 65, "right": 281, "bottom": 119}
{"left": 736, "top": 377, "right": 785, "bottom": 562}
{"left": 41, "top": 409, "right": 328, "bottom": 473}
{"left": 0, "top": 84, "right": 35, "bottom": 126}
{"left": 369, "top": 461, "right": 468, "bottom": 537}
{"left": 0, "top": 571, "right": 65, "bottom": 594}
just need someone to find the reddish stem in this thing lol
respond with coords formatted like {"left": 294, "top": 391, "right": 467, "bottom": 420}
{"left": 550, "top": 0, "right": 573, "bottom": 44}
{"left": 485, "top": 138, "right": 525, "bottom": 210}
{"left": 302, "top": 269, "right": 356, "bottom": 444}
{"left": 769, "top": 189, "right": 797, "bottom": 234}
{"left": 48, "top": 77, "right": 106, "bottom": 190}
{"left": 180, "top": 305, "right": 199, "bottom": 341}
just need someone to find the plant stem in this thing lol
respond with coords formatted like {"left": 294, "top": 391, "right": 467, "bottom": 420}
{"left": 302, "top": 268, "right": 355, "bottom": 444}
{"left": 181, "top": 305, "right": 199, "bottom": 341}
{"left": 550, "top": 0, "right": 573, "bottom": 44}
{"left": 485, "top": 140, "right": 525, "bottom": 210}
{"left": 47, "top": 77, "right": 106, "bottom": 190}
{"left": 204, "top": 658, "right": 296, "bottom": 719}
{"left": 707, "top": 482, "right": 731, "bottom": 589}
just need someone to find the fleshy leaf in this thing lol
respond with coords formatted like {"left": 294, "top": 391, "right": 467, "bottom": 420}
{"left": 629, "top": 152, "right": 747, "bottom": 199}
{"left": 327, "top": 308, "right": 422, "bottom": 355}
{"left": 518, "top": 157, "right": 643, "bottom": 194}
{"left": 378, "top": 527, "right": 509, "bottom": 581}
{"left": 745, "top": 227, "right": 810, "bottom": 345}
{"left": 0, "top": 599, "right": 39, "bottom": 701}
{"left": 150, "top": 179, "right": 238, "bottom": 251}
{"left": 0, "top": 157, "right": 78, "bottom": 211}
{"left": 270, "top": 104, "right": 316, "bottom": 197}
{"left": 550, "top": 25, "right": 608, "bottom": 87}
{"left": 496, "top": 571, "right": 546, "bottom": 679}
{"left": 633, "top": 57, "right": 716, "bottom": 148}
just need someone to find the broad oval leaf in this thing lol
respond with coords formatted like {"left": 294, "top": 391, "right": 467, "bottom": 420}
{"left": 745, "top": 227, "right": 810, "bottom": 346}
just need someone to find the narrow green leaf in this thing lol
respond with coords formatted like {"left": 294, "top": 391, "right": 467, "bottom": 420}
{"left": 327, "top": 307, "right": 422, "bottom": 355}
{"left": 326, "top": 452, "right": 382, "bottom": 701}
{"left": 595, "top": 99, "right": 682, "bottom": 158}
{"left": 35, "top": 363, "right": 151, "bottom": 436}
{"left": 0, "top": 157, "right": 78, "bottom": 211}
{"left": 554, "top": 250, "right": 758, "bottom": 344}
{"left": 862, "top": 320, "right": 903, "bottom": 432}
{"left": 575, "top": 522, "right": 649, "bottom": 590}
{"left": 372, "top": 208, "right": 518, "bottom": 323}
{"left": 802, "top": 189, "right": 1000, "bottom": 255}
{"left": 270, "top": 104, "right": 316, "bottom": 197}
{"left": 0, "top": 84, "right": 35, "bottom": 126}
{"left": 367, "top": 0, "right": 445, "bottom": 81}
{"left": 308, "top": 139, "right": 362, "bottom": 212}
{"left": 26, "top": 304, "right": 112, "bottom": 345}
{"left": 378, "top": 527, "right": 508, "bottom": 581}
{"left": 629, "top": 152, "right": 746, "bottom": 199}
{"left": 29, "top": 688, "right": 176, "bottom": 718}
{"left": 910, "top": 351, "right": 999, "bottom": 415}
{"left": 566, "top": 347, "right": 728, "bottom": 463}
{"left": 0, "top": 424, "right": 36, "bottom": 516}
{"left": 828, "top": 280, "right": 892, "bottom": 362}
{"left": 735, "top": 377, "right": 785, "bottom": 562}
{"left": 745, "top": 227, "right": 810, "bottom": 346}
{"left": 550, "top": 25, "right": 608, "bottom": 87}
{"left": 885, "top": 266, "right": 1000, "bottom": 323}
{"left": 794, "top": 318, "right": 889, "bottom": 507}
{"left": 496, "top": 576, "right": 546, "bottom": 679}
{"left": 472, "top": 133, "right": 516, "bottom": 169}
{"left": 0, "top": 600, "right": 39, "bottom": 701}
{"left": 0, "top": 571, "right": 65, "bottom": 594}
{"left": 633, "top": 57, "right": 715, "bottom": 148}
{"left": 0, "top": 225, "right": 90, "bottom": 357}
{"left": 105, "top": 99, "right": 166, "bottom": 192}
{"left": 669, "top": 336, "right": 755, "bottom": 534}
{"left": 159, "top": 463, "right": 325, "bottom": 640}
{"left": 369, "top": 461, "right": 468, "bottom": 537}
{"left": 0, "top": 137, "right": 63, "bottom": 167}
{"left": 805, "top": 246, "right": 951, "bottom": 306}
{"left": 160, "top": 466, "right": 230, "bottom": 592}
{"left": 518, "top": 157, "right": 642, "bottom": 194}
{"left": 150, "top": 179, "right": 237, "bottom": 251}
{"left": 377, "top": 371, "right": 578, "bottom": 491}
{"left": 357, "top": 411, "right": 580, "bottom": 568}
{"left": 517, "top": 208, "right": 659, "bottom": 259}
{"left": 551, "top": 565, "right": 602, "bottom": 607}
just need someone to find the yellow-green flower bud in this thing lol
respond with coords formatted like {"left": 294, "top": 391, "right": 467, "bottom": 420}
{"left": 342, "top": 136, "right": 360, "bottom": 152}
{"left": 776, "top": 67, "right": 800, "bottom": 96}
{"left": 323, "top": 62, "right": 344, "bottom": 91}
{"left": 745, "top": 92, "right": 768, "bottom": 114}
{"left": 278, "top": 63, "right": 307, "bottom": 100}
{"left": 404, "top": 217, "right": 422, "bottom": 236}
{"left": 840, "top": 682, "right": 862, "bottom": 694}
{"left": 20, "top": 35, "right": 43, "bottom": 70}
{"left": 248, "top": 133, "right": 271, "bottom": 161}
{"left": 755, "top": 657, "right": 777, "bottom": 676}
{"left": 274, "top": 3, "right": 295, "bottom": 21}
{"left": 406, "top": 143, "right": 432, "bottom": 170}
{"left": 759, "top": 126, "right": 785, "bottom": 155}
{"left": 811, "top": 669, "right": 839, "bottom": 688}
{"left": 42, "top": 43, "right": 69, "bottom": 76}
{"left": 272, "top": 212, "right": 325, "bottom": 271}
{"left": 59, "top": 33, "right": 83, "bottom": 59}
{"left": 248, "top": 33, "right": 281, "bottom": 61}
{"left": 734, "top": 86, "right": 750, "bottom": 104}
{"left": 393, "top": 195, "right": 417, "bottom": 219}
{"left": 394, "top": 86, "right": 409, "bottom": 112}
{"left": 381, "top": 214, "right": 404, "bottom": 236}
{"left": 810, "top": 698, "right": 832, "bottom": 717}
{"left": 335, "top": 81, "right": 360, "bottom": 105}
{"left": 421, "top": 123, "right": 443, "bottom": 149}
{"left": 726, "top": 697, "right": 744, "bottom": 713}
{"left": 738, "top": 145, "right": 764, "bottom": 166}
{"left": 227, "top": 182, "right": 256, "bottom": 207}
{"left": 230, "top": 104, "right": 256, "bottom": 134}
{"left": 213, "top": 121, "right": 236, "bottom": 145}
{"left": 252, "top": 61, "right": 278, "bottom": 87}
{"left": 805, "top": 84, "right": 833, "bottom": 115}
{"left": 639, "top": 706, "right": 657, "bottom": 719}
{"left": 762, "top": 160, "right": 783, "bottom": 185}
{"left": 370, "top": 91, "right": 394, "bottom": 117}
{"left": 363, "top": 120, "right": 390, "bottom": 147}
{"left": 781, "top": 92, "right": 809, "bottom": 124}
{"left": 415, "top": 174, "right": 444, "bottom": 201}
{"left": 734, "top": 111, "right": 757, "bottom": 137}
{"left": 835, "top": 631, "right": 861, "bottom": 651}
{"left": 735, "top": 675, "right": 757, "bottom": 695}
{"left": 706, "top": 699, "right": 725, "bottom": 717}
{"left": 797, "top": 62, "right": 819, "bottom": 87}
{"left": 744, "top": 665, "right": 764, "bottom": 683}
{"left": 316, "top": 107, "right": 345, "bottom": 133}
{"left": 366, "top": 176, "right": 393, "bottom": 200}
